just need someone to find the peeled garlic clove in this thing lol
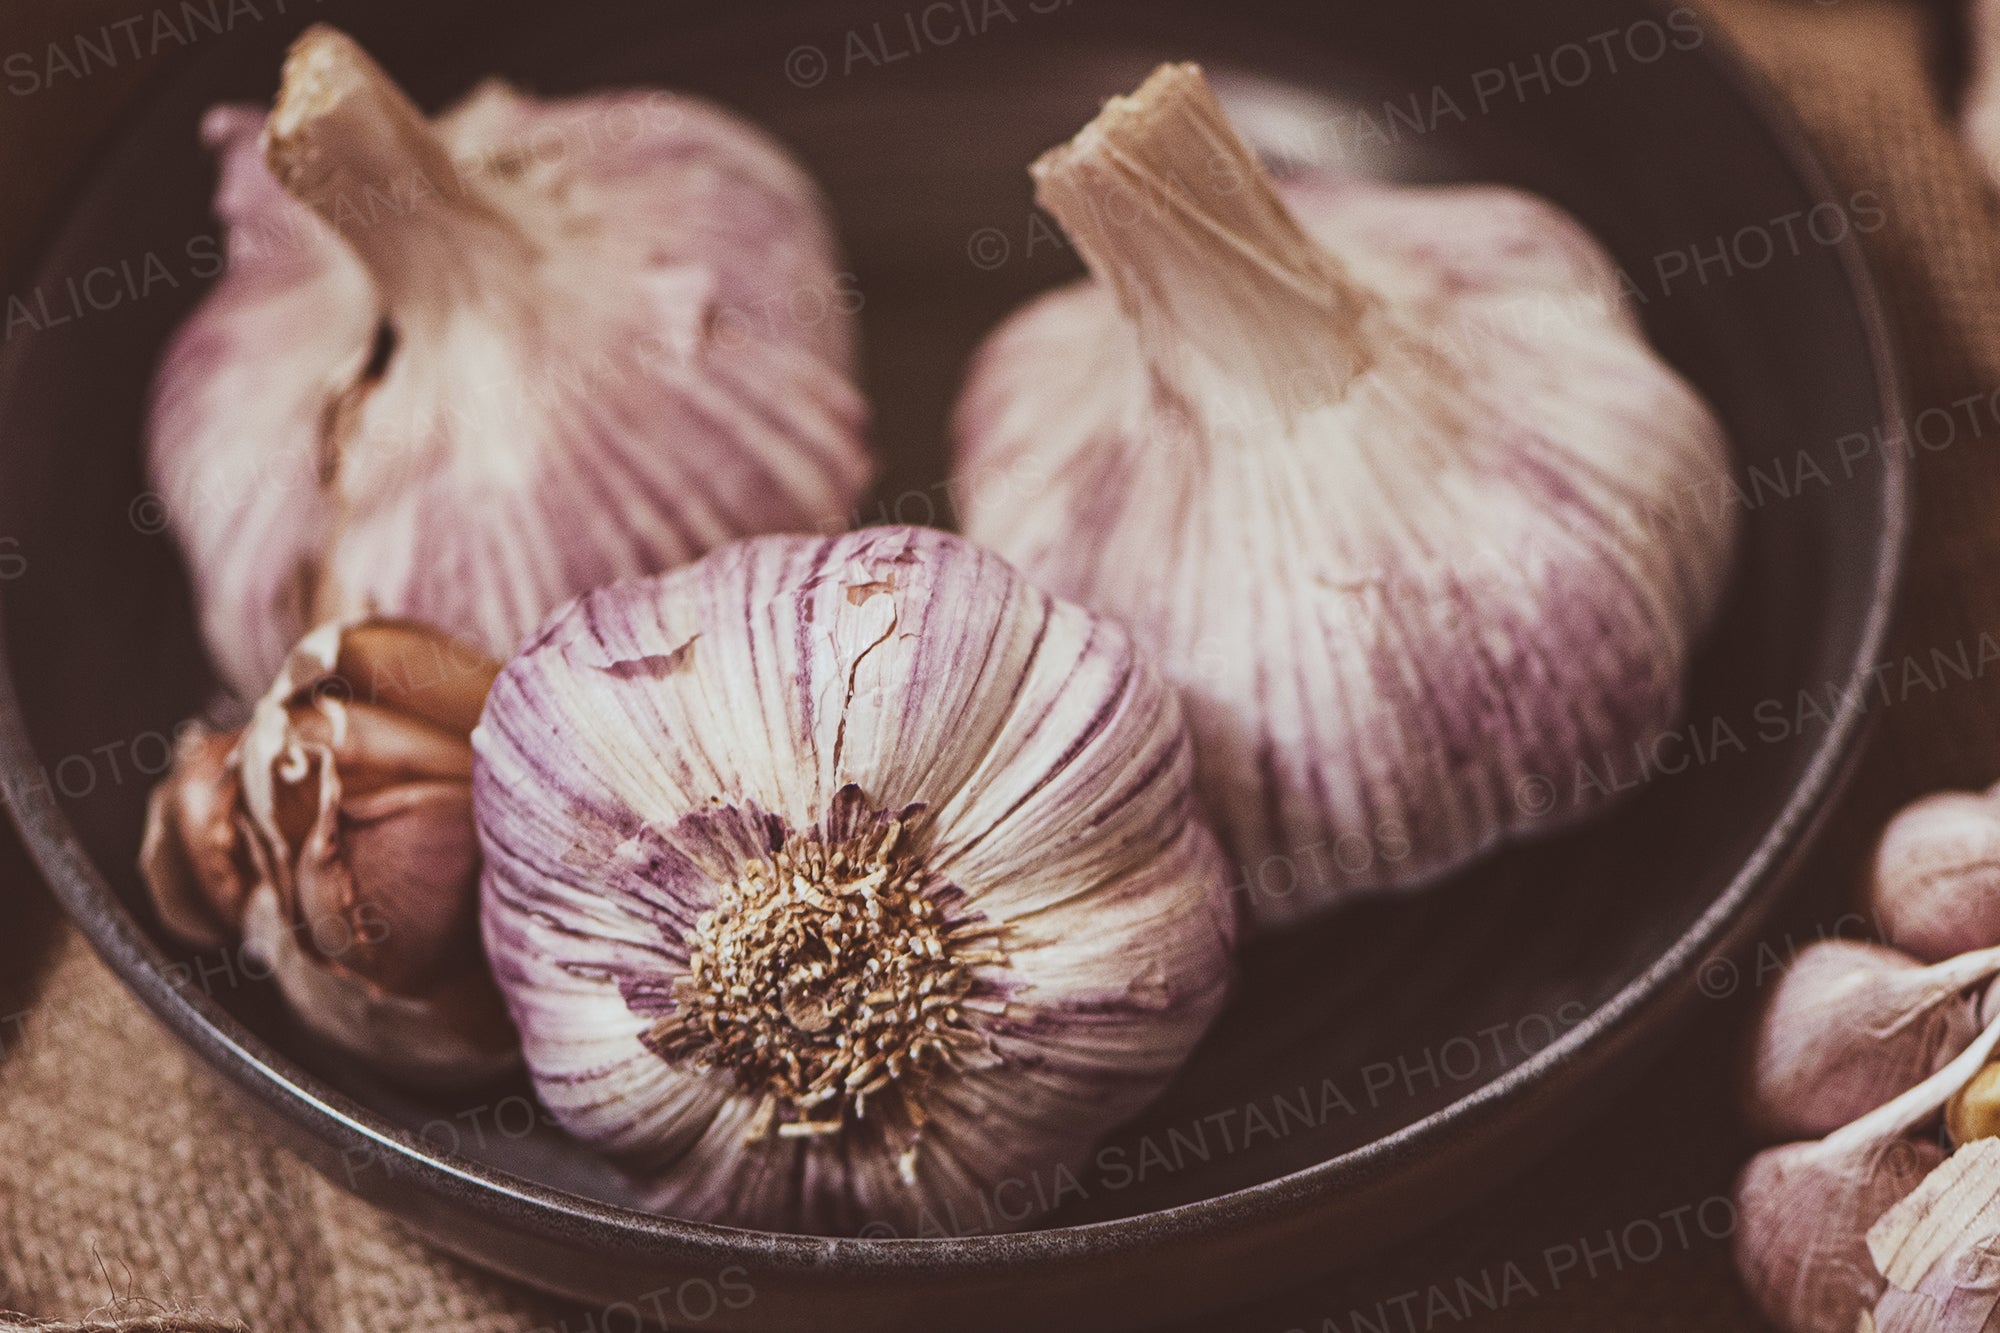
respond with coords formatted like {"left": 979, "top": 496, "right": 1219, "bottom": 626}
{"left": 1869, "top": 788, "right": 2000, "bottom": 962}
{"left": 1867, "top": 1138, "right": 2000, "bottom": 1330}
{"left": 952, "top": 64, "right": 1737, "bottom": 928}
{"left": 151, "top": 26, "right": 871, "bottom": 702}
{"left": 1733, "top": 1008, "right": 2000, "bottom": 1333}
{"left": 140, "top": 618, "right": 514, "bottom": 1086}
{"left": 1741, "top": 939, "right": 1996, "bottom": 1143}
{"left": 1948, "top": 1063, "right": 2000, "bottom": 1145}
{"left": 475, "top": 526, "right": 1237, "bottom": 1234}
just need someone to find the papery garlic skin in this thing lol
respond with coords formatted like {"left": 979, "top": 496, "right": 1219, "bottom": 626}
{"left": 1741, "top": 940, "right": 1984, "bottom": 1143}
{"left": 1735, "top": 1134, "right": 1944, "bottom": 1333}
{"left": 1731, "top": 989, "right": 2000, "bottom": 1333}
{"left": 1872, "top": 1141, "right": 2000, "bottom": 1328}
{"left": 1867, "top": 1138, "right": 2000, "bottom": 1332}
{"left": 150, "top": 26, "right": 870, "bottom": 702}
{"left": 953, "top": 64, "right": 1737, "bottom": 927}
{"left": 1869, "top": 786, "right": 2000, "bottom": 963}
{"left": 475, "top": 526, "right": 1236, "bottom": 1235}
{"left": 142, "top": 618, "right": 516, "bottom": 1085}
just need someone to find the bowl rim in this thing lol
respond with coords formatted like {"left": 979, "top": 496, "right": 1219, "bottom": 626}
{"left": 0, "top": 0, "right": 1911, "bottom": 1288}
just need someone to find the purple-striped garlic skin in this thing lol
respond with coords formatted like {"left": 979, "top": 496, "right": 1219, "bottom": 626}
{"left": 952, "top": 64, "right": 1738, "bottom": 929}
{"left": 474, "top": 526, "right": 1237, "bottom": 1235}
{"left": 149, "top": 26, "right": 869, "bottom": 704}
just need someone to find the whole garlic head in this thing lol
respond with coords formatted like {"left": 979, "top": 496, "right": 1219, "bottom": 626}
{"left": 953, "top": 64, "right": 1737, "bottom": 927}
{"left": 474, "top": 526, "right": 1237, "bottom": 1234}
{"left": 151, "top": 26, "right": 870, "bottom": 701}
{"left": 141, "top": 619, "right": 515, "bottom": 1085}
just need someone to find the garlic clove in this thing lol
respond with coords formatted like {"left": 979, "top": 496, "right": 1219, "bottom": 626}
{"left": 325, "top": 617, "right": 499, "bottom": 736}
{"left": 953, "top": 64, "right": 1737, "bottom": 927}
{"left": 140, "top": 618, "right": 515, "bottom": 1085}
{"left": 475, "top": 526, "right": 1237, "bottom": 1234}
{"left": 292, "top": 778, "right": 482, "bottom": 996}
{"left": 1735, "top": 1134, "right": 1944, "bottom": 1333}
{"left": 1733, "top": 1004, "right": 2000, "bottom": 1333}
{"left": 1867, "top": 1138, "right": 2000, "bottom": 1331}
{"left": 1868, "top": 787, "right": 2000, "bottom": 963}
{"left": 240, "top": 884, "right": 516, "bottom": 1086}
{"left": 1741, "top": 939, "right": 1994, "bottom": 1143}
{"left": 138, "top": 724, "right": 254, "bottom": 949}
{"left": 280, "top": 700, "right": 475, "bottom": 795}
{"left": 152, "top": 27, "right": 872, "bottom": 702}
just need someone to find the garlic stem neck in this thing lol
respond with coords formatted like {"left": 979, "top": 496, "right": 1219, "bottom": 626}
{"left": 1033, "top": 63, "right": 1376, "bottom": 415}
{"left": 263, "top": 25, "right": 537, "bottom": 328}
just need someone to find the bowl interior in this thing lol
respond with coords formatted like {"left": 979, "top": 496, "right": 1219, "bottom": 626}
{"left": 0, "top": 0, "right": 1899, "bottom": 1252}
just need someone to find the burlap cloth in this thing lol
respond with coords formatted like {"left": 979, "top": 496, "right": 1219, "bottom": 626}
{"left": 4, "top": 0, "right": 1999, "bottom": 1328}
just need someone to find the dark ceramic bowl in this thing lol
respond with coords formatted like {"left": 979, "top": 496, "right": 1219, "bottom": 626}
{"left": 0, "top": 0, "right": 1906, "bottom": 1329}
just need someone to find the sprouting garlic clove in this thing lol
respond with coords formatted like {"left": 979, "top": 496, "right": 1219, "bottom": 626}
{"left": 1740, "top": 939, "right": 1995, "bottom": 1143}
{"left": 1733, "top": 1007, "right": 2000, "bottom": 1333}
{"left": 474, "top": 526, "right": 1238, "bottom": 1234}
{"left": 140, "top": 617, "right": 514, "bottom": 1086}
{"left": 952, "top": 64, "right": 1738, "bottom": 928}
{"left": 151, "top": 26, "right": 872, "bottom": 702}
{"left": 1866, "top": 1137, "right": 2000, "bottom": 1331}
{"left": 1868, "top": 786, "right": 2000, "bottom": 962}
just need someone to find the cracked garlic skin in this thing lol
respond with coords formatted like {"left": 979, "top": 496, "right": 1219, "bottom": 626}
{"left": 474, "top": 526, "right": 1237, "bottom": 1234}
{"left": 141, "top": 619, "right": 517, "bottom": 1086}
{"left": 953, "top": 64, "right": 1737, "bottom": 927}
{"left": 150, "top": 26, "right": 870, "bottom": 703}
{"left": 1867, "top": 1138, "right": 2000, "bottom": 1332}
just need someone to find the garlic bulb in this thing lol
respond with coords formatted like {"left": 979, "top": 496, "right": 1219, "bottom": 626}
{"left": 1869, "top": 786, "right": 2000, "bottom": 963}
{"left": 1733, "top": 1008, "right": 2000, "bottom": 1333}
{"left": 953, "top": 64, "right": 1737, "bottom": 927}
{"left": 141, "top": 619, "right": 516, "bottom": 1085}
{"left": 1866, "top": 1138, "right": 2000, "bottom": 1331}
{"left": 475, "top": 526, "right": 1236, "bottom": 1234}
{"left": 150, "top": 25, "right": 870, "bottom": 702}
{"left": 1741, "top": 939, "right": 1995, "bottom": 1142}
